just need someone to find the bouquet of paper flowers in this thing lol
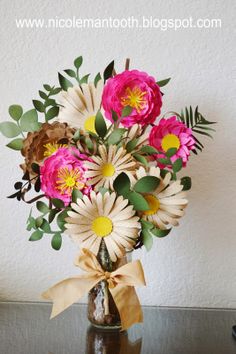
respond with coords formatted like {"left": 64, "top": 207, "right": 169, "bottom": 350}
{"left": 0, "top": 57, "right": 216, "bottom": 330}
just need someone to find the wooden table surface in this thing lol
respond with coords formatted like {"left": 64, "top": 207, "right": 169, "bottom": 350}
{"left": 0, "top": 302, "right": 235, "bottom": 354}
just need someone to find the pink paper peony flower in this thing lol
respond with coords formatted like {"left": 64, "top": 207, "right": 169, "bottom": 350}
{"left": 102, "top": 70, "right": 162, "bottom": 127}
{"left": 40, "top": 147, "right": 90, "bottom": 205}
{"left": 149, "top": 116, "right": 195, "bottom": 168}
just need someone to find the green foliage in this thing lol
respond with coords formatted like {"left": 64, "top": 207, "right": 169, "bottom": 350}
{"left": 127, "top": 191, "right": 149, "bottom": 211}
{"left": 46, "top": 106, "right": 59, "bottom": 121}
{"left": 72, "top": 189, "right": 83, "bottom": 202}
{"left": 80, "top": 74, "right": 90, "bottom": 84}
{"left": 36, "top": 201, "right": 49, "bottom": 214}
{"left": 151, "top": 227, "right": 171, "bottom": 238}
{"left": 172, "top": 158, "right": 183, "bottom": 173}
{"left": 140, "top": 145, "right": 158, "bottom": 154}
{"left": 51, "top": 233, "right": 62, "bottom": 250}
{"left": 58, "top": 73, "right": 73, "bottom": 91}
{"left": 156, "top": 78, "right": 171, "bottom": 87}
{"left": 95, "top": 111, "right": 107, "bottom": 138}
{"left": 133, "top": 153, "right": 148, "bottom": 166}
{"left": 0, "top": 122, "right": 21, "bottom": 138}
{"left": 8, "top": 105, "right": 23, "bottom": 121}
{"left": 103, "top": 60, "right": 114, "bottom": 82}
{"left": 107, "top": 128, "right": 126, "bottom": 145}
{"left": 142, "top": 229, "right": 153, "bottom": 251}
{"left": 57, "top": 210, "right": 68, "bottom": 231}
{"left": 175, "top": 106, "right": 216, "bottom": 154}
{"left": 181, "top": 176, "right": 192, "bottom": 191}
{"left": 33, "top": 100, "right": 45, "bottom": 113}
{"left": 113, "top": 172, "right": 131, "bottom": 197}
{"left": 29, "top": 230, "right": 43, "bottom": 241}
{"left": 126, "top": 138, "right": 138, "bottom": 153}
{"left": 20, "top": 109, "right": 40, "bottom": 132}
{"left": 133, "top": 176, "right": 160, "bottom": 193}
{"left": 94, "top": 72, "right": 102, "bottom": 87}
{"left": 121, "top": 106, "right": 132, "bottom": 117}
{"left": 64, "top": 69, "right": 76, "bottom": 78}
{"left": 74, "top": 56, "right": 83, "bottom": 69}
{"left": 51, "top": 198, "right": 65, "bottom": 209}
{"left": 166, "top": 148, "right": 177, "bottom": 158}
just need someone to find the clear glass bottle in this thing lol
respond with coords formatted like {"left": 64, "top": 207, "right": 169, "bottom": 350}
{"left": 87, "top": 240, "right": 130, "bottom": 329}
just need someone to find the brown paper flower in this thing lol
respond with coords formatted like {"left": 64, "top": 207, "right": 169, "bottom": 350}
{"left": 21, "top": 122, "right": 75, "bottom": 177}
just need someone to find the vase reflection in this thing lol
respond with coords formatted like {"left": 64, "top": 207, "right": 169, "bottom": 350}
{"left": 86, "top": 326, "right": 142, "bottom": 354}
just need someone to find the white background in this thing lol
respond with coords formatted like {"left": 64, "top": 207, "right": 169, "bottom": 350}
{"left": 0, "top": 0, "right": 235, "bottom": 308}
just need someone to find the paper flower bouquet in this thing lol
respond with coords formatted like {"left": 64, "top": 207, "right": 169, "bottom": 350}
{"left": 0, "top": 57, "right": 216, "bottom": 330}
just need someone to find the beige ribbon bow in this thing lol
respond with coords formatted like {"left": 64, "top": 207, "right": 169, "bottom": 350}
{"left": 42, "top": 248, "right": 146, "bottom": 330}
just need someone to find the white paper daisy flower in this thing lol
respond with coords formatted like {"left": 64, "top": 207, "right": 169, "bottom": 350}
{"left": 57, "top": 81, "right": 104, "bottom": 134}
{"left": 136, "top": 166, "right": 188, "bottom": 229}
{"left": 84, "top": 145, "right": 137, "bottom": 190}
{"left": 65, "top": 191, "right": 140, "bottom": 261}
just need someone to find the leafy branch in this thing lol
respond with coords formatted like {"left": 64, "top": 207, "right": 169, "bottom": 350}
{"left": 175, "top": 106, "right": 216, "bottom": 154}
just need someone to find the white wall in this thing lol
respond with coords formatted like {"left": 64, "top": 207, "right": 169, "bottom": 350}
{"left": 0, "top": 0, "right": 235, "bottom": 308}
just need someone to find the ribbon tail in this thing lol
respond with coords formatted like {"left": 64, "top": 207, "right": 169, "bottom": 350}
{"left": 110, "top": 285, "right": 143, "bottom": 331}
{"left": 42, "top": 274, "right": 99, "bottom": 319}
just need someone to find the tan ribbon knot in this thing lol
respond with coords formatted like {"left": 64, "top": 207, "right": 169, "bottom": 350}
{"left": 42, "top": 248, "right": 146, "bottom": 330}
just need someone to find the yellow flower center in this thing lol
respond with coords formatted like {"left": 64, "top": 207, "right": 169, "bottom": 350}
{"left": 43, "top": 142, "right": 68, "bottom": 157}
{"left": 121, "top": 86, "right": 147, "bottom": 113}
{"left": 101, "top": 163, "right": 115, "bottom": 177}
{"left": 92, "top": 216, "right": 113, "bottom": 237}
{"left": 56, "top": 167, "right": 84, "bottom": 195}
{"left": 143, "top": 194, "right": 160, "bottom": 216}
{"left": 161, "top": 134, "right": 180, "bottom": 152}
{"left": 84, "top": 115, "right": 96, "bottom": 134}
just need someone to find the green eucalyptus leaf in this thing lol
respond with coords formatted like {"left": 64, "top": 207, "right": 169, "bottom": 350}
{"left": 73, "top": 130, "right": 80, "bottom": 142}
{"left": 181, "top": 176, "right": 192, "bottom": 191}
{"left": 51, "top": 198, "right": 65, "bottom": 209}
{"left": 8, "top": 105, "right": 23, "bottom": 121}
{"left": 111, "top": 110, "right": 119, "bottom": 122}
{"left": 126, "top": 139, "right": 138, "bottom": 153}
{"left": 74, "top": 56, "right": 83, "bottom": 69}
{"left": 141, "top": 219, "right": 154, "bottom": 230}
{"left": 121, "top": 106, "right": 132, "bottom": 117}
{"left": 58, "top": 73, "right": 73, "bottom": 91}
{"left": 157, "top": 158, "right": 170, "bottom": 165}
{"left": 151, "top": 227, "right": 171, "bottom": 238}
{"left": 133, "top": 153, "right": 148, "bottom": 166}
{"left": 113, "top": 172, "right": 131, "bottom": 197}
{"left": 29, "top": 230, "right": 43, "bottom": 241}
{"left": 142, "top": 230, "right": 153, "bottom": 251}
{"left": 156, "top": 78, "right": 171, "bottom": 87}
{"left": 51, "top": 233, "right": 62, "bottom": 250}
{"left": 172, "top": 158, "right": 183, "bottom": 173}
{"left": 40, "top": 219, "right": 51, "bottom": 233}
{"left": 43, "top": 84, "right": 51, "bottom": 91}
{"left": 20, "top": 109, "right": 40, "bottom": 132}
{"left": 35, "top": 216, "right": 43, "bottom": 228}
{"left": 80, "top": 74, "right": 90, "bottom": 84}
{"left": 127, "top": 191, "right": 149, "bottom": 211}
{"left": 103, "top": 60, "right": 114, "bottom": 82}
{"left": 72, "top": 189, "right": 83, "bottom": 202}
{"left": 134, "top": 176, "right": 160, "bottom": 193}
{"left": 95, "top": 111, "right": 107, "bottom": 138}
{"left": 64, "top": 69, "right": 76, "bottom": 78}
{"left": 166, "top": 148, "right": 177, "bottom": 158}
{"left": 51, "top": 87, "right": 61, "bottom": 95}
{"left": 33, "top": 100, "right": 45, "bottom": 113}
{"left": 140, "top": 145, "right": 158, "bottom": 154}
{"left": 57, "top": 210, "right": 68, "bottom": 231}
{"left": 46, "top": 106, "right": 59, "bottom": 121}
{"left": 36, "top": 201, "right": 49, "bottom": 214}
{"left": 39, "top": 90, "right": 48, "bottom": 100}
{"left": 107, "top": 129, "right": 125, "bottom": 145}
{"left": 94, "top": 72, "right": 102, "bottom": 87}
{"left": 6, "top": 138, "right": 23, "bottom": 150}
{"left": 0, "top": 122, "right": 21, "bottom": 138}
{"left": 48, "top": 209, "right": 58, "bottom": 223}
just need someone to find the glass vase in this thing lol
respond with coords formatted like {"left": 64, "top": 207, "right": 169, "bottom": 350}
{"left": 87, "top": 240, "right": 130, "bottom": 329}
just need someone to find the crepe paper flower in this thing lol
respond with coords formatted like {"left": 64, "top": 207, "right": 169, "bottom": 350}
{"left": 135, "top": 166, "right": 188, "bottom": 229}
{"left": 40, "top": 147, "right": 90, "bottom": 205}
{"left": 21, "top": 122, "right": 75, "bottom": 177}
{"left": 65, "top": 191, "right": 140, "bottom": 261}
{"left": 149, "top": 116, "right": 195, "bottom": 168}
{"left": 102, "top": 70, "right": 162, "bottom": 127}
{"left": 57, "top": 81, "right": 104, "bottom": 134}
{"left": 84, "top": 145, "right": 137, "bottom": 190}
